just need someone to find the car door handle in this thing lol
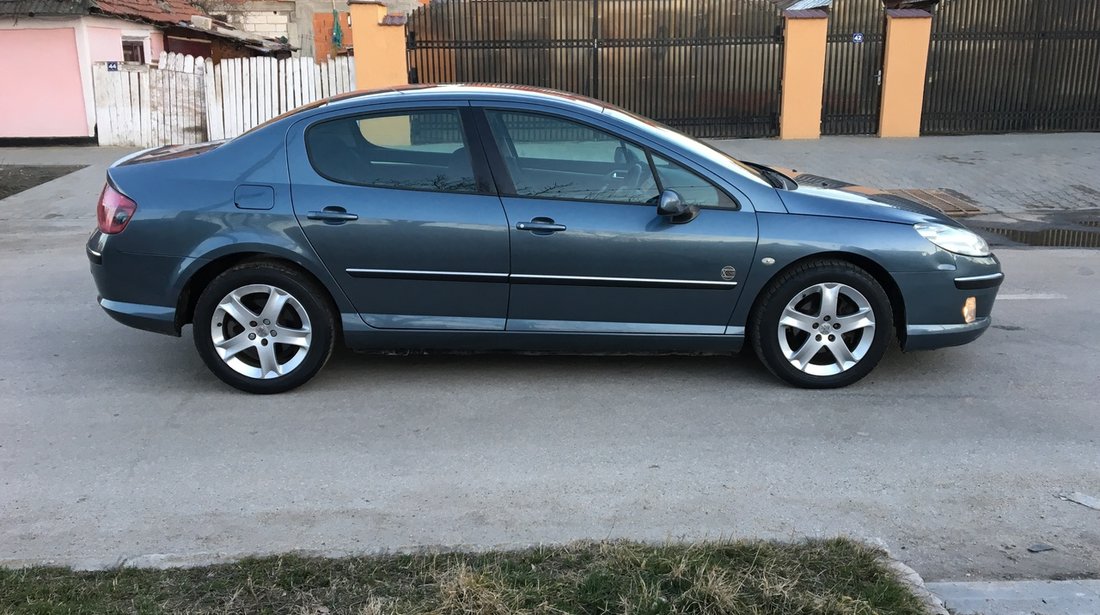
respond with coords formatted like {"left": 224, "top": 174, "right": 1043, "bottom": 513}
{"left": 307, "top": 207, "right": 358, "bottom": 224}
{"left": 516, "top": 218, "right": 566, "bottom": 233}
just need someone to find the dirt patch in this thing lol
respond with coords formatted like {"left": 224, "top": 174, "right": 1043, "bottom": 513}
{"left": 0, "top": 165, "right": 87, "bottom": 201}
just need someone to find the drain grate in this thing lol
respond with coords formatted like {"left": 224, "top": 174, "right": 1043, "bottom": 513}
{"left": 973, "top": 226, "right": 1100, "bottom": 248}
{"left": 886, "top": 189, "right": 983, "bottom": 217}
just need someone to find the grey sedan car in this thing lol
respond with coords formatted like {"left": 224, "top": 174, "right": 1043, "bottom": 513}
{"left": 88, "top": 85, "right": 1003, "bottom": 393}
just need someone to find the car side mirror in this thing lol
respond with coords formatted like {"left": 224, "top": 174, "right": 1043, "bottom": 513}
{"left": 656, "top": 189, "right": 698, "bottom": 224}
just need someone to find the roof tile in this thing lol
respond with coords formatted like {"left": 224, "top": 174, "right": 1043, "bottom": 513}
{"left": 91, "top": 0, "right": 203, "bottom": 24}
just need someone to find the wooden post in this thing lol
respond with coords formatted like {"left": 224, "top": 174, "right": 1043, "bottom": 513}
{"left": 878, "top": 9, "right": 933, "bottom": 138}
{"left": 779, "top": 9, "right": 829, "bottom": 140}
{"left": 348, "top": 0, "right": 409, "bottom": 90}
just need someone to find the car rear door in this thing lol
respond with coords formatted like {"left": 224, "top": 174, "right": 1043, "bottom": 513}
{"left": 287, "top": 104, "right": 510, "bottom": 330}
{"left": 476, "top": 107, "right": 759, "bottom": 334}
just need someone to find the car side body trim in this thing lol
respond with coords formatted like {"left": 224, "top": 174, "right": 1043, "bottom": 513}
{"left": 507, "top": 319, "right": 728, "bottom": 334}
{"left": 346, "top": 268, "right": 509, "bottom": 283}
{"left": 510, "top": 273, "right": 738, "bottom": 290}
{"left": 359, "top": 313, "right": 507, "bottom": 330}
{"left": 345, "top": 269, "right": 739, "bottom": 290}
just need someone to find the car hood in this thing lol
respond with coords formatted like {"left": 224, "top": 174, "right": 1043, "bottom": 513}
{"left": 765, "top": 167, "right": 962, "bottom": 227}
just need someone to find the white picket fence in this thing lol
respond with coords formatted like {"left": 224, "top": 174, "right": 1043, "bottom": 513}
{"left": 206, "top": 55, "right": 357, "bottom": 140}
{"left": 92, "top": 52, "right": 358, "bottom": 147}
{"left": 92, "top": 54, "right": 207, "bottom": 147}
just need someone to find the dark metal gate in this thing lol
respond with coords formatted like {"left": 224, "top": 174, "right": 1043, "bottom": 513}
{"left": 922, "top": 0, "right": 1100, "bottom": 134}
{"left": 821, "top": 0, "right": 885, "bottom": 135}
{"left": 406, "top": 0, "right": 785, "bottom": 138}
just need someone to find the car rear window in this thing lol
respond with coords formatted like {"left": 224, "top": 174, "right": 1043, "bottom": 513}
{"left": 305, "top": 109, "right": 478, "bottom": 193}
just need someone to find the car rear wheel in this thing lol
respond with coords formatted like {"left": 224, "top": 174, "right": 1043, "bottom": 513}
{"left": 193, "top": 261, "right": 335, "bottom": 394}
{"left": 750, "top": 259, "right": 893, "bottom": 388}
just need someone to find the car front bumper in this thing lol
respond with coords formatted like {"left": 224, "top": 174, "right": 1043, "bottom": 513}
{"left": 894, "top": 254, "right": 1003, "bottom": 351}
{"left": 904, "top": 317, "right": 992, "bottom": 350}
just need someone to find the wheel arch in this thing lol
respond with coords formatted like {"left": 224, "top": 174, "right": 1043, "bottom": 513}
{"left": 174, "top": 249, "right": 346, "bottom": 340}
{"left": 745, "top": 251, "right": 907, "bottom": 344}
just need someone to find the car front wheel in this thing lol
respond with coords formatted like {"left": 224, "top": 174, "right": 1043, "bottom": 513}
{"left": 751, "top": 259, "right": 893, "bottom": 389}
{"left": 193, "top": 261, "right": 335, "bottom": 394}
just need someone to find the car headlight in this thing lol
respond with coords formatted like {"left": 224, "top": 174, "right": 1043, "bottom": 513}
{"left": 913, "top": 223, "right": 990, "bottom": 257}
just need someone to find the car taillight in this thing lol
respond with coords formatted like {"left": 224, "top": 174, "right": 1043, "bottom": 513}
{"left": 97, "top": 184, "right": 137, "bottom": 234}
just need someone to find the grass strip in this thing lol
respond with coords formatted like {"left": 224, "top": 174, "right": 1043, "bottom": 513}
{"left": 1, "top": 538, "right": 927, "bottom": 614}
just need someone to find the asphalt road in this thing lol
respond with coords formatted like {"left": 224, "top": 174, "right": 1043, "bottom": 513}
{"left": 0, "top": 143, "right": 1098, "bottom": 582}
{"left": 2, "top": 225, "right": 1097, "bottom": 580}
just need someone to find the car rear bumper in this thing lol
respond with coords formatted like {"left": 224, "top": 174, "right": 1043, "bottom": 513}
{"left": 97, "top": 297, "right": 178, "bottom": 335}
{"left": 88, "top": 230, "right": 186, "bottom": 336}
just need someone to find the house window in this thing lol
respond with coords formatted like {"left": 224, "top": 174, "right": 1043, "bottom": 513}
{"left": 122, "top": 40, "right": 145, "bottom": 64}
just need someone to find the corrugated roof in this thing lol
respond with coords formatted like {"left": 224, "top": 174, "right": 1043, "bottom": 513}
{"left": 768, "top": 0, "right": 831, "bottom": 9}
{"left": 784, "top": 8, "right": 828, "bottom": 18}
{"left": 884, "top": 0, "right": 938, "bottom": 8}
{"left": 175, "top": 16, "right": 295, "bottom": 52}
{"left": 379, "top": 13, "right": 406, "bottom": 26}
{"left": 885, "top": 7, "right": 931, "bottom": 17}
{"left": 0, "top": 0, "right": 203, "bottom": 22}
{"left": 1, "top": 0, "right": 294, "bottom": 51}
{"left": 768, "top": 0, "right": 941, "bottom": 8}
{"left": 0, "top": 0, "right": 89, "bottom": 16}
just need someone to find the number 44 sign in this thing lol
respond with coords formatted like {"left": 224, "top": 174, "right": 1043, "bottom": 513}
{"left": 107, "top": 61, "right": 119, "bottom": 71}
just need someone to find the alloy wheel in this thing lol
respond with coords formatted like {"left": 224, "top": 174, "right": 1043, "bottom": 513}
{"left": 210, "top": 284, "right": 312, "bottom": 379}
{"left": 777, "top": 282, "right": 876, "bottom": 377}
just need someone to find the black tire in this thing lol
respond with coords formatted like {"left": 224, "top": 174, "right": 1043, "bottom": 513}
{"left": 193, "top": 261, "right": 336, "bottom": 394}
{"left": 750, "top": 259, "right": 894, "bottom": 389}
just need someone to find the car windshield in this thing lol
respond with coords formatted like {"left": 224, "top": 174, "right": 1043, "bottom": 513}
{"left": 601, "top": 106, "right": 772, "bottom": 187}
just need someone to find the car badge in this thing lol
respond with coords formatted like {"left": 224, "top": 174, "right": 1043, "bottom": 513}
{"left": 720, "top": 266, "right": 737, "bottom": 281}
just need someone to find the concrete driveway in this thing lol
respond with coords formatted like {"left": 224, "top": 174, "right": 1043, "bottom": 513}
{"left": 1, "top": 141, "right": 1098, "bottom": 581}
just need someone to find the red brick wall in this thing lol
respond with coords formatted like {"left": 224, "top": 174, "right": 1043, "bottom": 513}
{"left": 313, "top": 11, "right": 354, "bottom": 61}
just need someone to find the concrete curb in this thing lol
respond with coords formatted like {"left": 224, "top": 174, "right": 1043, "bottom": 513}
{"left": 925, "top": 579, "right": 1100, "bottom": 615}
{"left": 881, "top": 555, "right": 951, "bottom": 615}
{"left": 868, "top": 537, "right": 949, "bottom": 615}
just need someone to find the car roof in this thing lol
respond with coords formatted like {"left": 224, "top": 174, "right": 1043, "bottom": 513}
{"left": 322, "top": 83, "right": 610, "bottom": 114}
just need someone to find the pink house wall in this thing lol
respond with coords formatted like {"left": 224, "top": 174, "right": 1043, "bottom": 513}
{"left": 86, "top": 25, "right": 122, "bottom": 62}
{"left": 0, "top": 28, "right": 89, "bottom": 138}
{"left": 150, "top": 31, "right": 164, "bottom": 60}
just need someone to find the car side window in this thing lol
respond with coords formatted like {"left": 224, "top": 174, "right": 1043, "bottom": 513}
{"left": 486, "top": 111, "right": 659, "bottom": 205}
{"left": 650, "top": 152, "right": 737, "bottom": 209}
{"left": 305, "top": 109, "right": 478, "bottom": 193}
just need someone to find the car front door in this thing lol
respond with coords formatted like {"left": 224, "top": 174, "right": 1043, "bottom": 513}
{"left": 288, "top": 106, "right": 510, "bottom": 330}
{"left": 478, "top": 108, "right": 758, "bottom": 334}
